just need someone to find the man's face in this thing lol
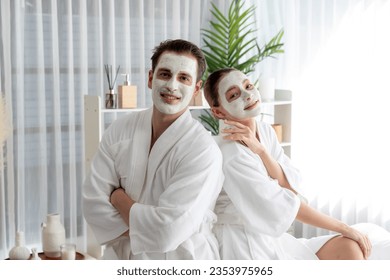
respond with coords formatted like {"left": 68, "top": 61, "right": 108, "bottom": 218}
{"left": 150, "top": 52, "right": 198, "bottom": 115}
{"left": 218, "top": 70, "right": 262, "bottom": 119}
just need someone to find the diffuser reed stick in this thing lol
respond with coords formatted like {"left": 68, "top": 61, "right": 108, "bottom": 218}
{"left": 104, "top": 64, "right": 120, "bottom": 108}
{"left": 104, "top": 64, "right": 120, "bottom": 90}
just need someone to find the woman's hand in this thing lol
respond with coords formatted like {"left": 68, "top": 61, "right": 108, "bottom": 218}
{"left": 341, "top": 225, "right": 372, "bottom": 259}
{"left": 221, "top": 120, "right": 265, "bottom": 155}
{"left": 220, "top": 119, "right": 292, "bottom": 190}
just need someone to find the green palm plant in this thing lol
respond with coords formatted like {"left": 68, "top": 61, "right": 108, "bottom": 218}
{"left": 199, "top": 0, "right": 284, "bottom": 135}
{"left": 201, "top": 0, "right": 284, "bottom": 77}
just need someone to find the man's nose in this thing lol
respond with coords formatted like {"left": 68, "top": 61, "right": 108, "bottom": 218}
{"left": 166, "top": 78, "right": 178, "bottom": 92}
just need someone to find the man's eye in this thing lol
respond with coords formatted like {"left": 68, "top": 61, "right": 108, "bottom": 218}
{"left": 246, "top": 84, "right": 254, "bottom": 90}
{"left": 179, "top": 76, "right": 191, "bottom": 82}
{"left": 159, "top": 72, "right": 170, "bottom": 78}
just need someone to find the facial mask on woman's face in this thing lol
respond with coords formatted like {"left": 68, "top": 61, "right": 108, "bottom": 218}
{"left": 218, "top": 71, "right": 261, "bottom": 119}
{"left": 152, "top": 53, "right": 197, "bottom": 115}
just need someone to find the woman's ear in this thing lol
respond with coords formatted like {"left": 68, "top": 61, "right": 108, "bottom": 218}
{"left": 211, "top": 107, "right": 226, "bottom": 119}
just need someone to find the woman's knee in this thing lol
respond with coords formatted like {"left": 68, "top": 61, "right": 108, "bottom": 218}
{"left": 338, "top": 238, "right": 364, "bottom": 259}
{"left": 317, "top": 236, "right": 364, "bottom": 260}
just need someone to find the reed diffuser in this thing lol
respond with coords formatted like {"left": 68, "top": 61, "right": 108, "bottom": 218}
{"left": 104, "top": 64, "right": 120, "bottom": 109}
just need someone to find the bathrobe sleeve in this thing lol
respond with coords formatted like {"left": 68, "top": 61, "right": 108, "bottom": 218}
{"left": 258, "top": 121, "right": 304, "bottom": 195}
{"left": 221, "top": 142, "right": 300, "bottom": 237}
{"left": 129, "top": 132, "right": 224, "bottom": 254}
{"left": 82, "top": 117, "right": 130, "bottom": 245}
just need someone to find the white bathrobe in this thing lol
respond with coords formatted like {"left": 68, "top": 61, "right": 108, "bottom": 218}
{"left": 83, "top": 108, "right": 224, "bottom": 259}
{"left": 214, "top": 119, "right": 390, "bottom": 260}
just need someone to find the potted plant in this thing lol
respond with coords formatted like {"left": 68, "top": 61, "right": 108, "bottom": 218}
{"left": 199, "top": 0, "right": 284, "bottom": 135}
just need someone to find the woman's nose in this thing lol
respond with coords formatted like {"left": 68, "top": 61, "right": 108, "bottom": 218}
{"left": 244, "top": 91, "right": 254, "bottom": 101}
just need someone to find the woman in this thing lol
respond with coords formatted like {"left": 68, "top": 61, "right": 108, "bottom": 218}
{"left": 203, "top": 68, "right": 390, "bottom": 260}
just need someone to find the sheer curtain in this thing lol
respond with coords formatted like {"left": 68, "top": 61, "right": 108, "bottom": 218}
{"left": 0, "top": 0, "right": 209, "bottom": 259}
{"left": 265, "top": 0, "right": 390, "bottom": 237}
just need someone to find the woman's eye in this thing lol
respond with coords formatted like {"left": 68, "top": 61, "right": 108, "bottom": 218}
{"left": 229, "top": 92, "right": 239, "bottom": 100}
{"left": 246, "top": 84, "right": 254, "bottom": 90}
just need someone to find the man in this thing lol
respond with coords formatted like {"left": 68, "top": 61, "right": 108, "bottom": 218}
{"left": 83, "top": 39, "right": 223, "bottom": 259}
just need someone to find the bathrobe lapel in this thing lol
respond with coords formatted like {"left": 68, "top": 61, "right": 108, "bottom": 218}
{"left": 128, "top": 108, "right": 194, "bottom": 201}
{"left": 127, "top": 108, "right": 152, "bottom": 201}
{"left": 142, "top": 110, "right": 194, "bottom": 195}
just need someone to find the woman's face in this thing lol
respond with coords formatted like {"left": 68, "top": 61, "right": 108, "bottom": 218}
{"left": 218, "top": 70, "right": 261, "bottom": 119}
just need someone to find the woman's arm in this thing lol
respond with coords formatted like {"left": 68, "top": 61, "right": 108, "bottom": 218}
{"left": 255, "top": 147, "right": 293, "bottom": 191}
{"left": 222, "top": 119, "right": 292, "bottom": 190}
{"left": 297, "top": 200, "right": 372, "bottom": 259}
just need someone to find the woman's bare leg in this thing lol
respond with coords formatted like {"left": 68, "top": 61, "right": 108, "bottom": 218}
{"left": 316, "top": 236, "right": 364, "bottom": 260}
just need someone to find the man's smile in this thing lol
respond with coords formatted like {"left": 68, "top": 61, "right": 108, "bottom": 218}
{"left": 160, "top": 92, "right": 181, "bottom": 103}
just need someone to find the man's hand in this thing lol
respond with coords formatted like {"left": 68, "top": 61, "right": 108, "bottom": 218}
{"left": 110, "top": 187, "right": 135, "bottom": 226}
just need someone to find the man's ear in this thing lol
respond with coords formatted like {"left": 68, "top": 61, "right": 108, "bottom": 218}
{"left": 193, "top": 80, "right": 203, "bottom": 96}
{"left": 211, "top": 107, "right": 226, "bottom": 119}
{"left": 147, "top": 70, "right": 153, "bottom": 89}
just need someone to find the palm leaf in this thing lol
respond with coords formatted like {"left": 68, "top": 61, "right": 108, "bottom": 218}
{"left": 211, "top": 3, "right": 229, "bottom": 28}
{"left": 198, "top": 110, "right": 219, "bottom": 135}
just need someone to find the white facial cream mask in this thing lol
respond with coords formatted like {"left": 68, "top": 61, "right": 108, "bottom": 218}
{"left": 218, "top": 70, "right": 261, "bottom": 119}
{"left": 152, "top": 53, "right": 197, "bottom": 115}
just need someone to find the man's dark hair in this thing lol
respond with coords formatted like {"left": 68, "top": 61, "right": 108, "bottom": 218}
{"left": 151, "top": 39, "right": 206, "bottom": 82}
{"left": 203, "top": 68, "right": 236, "bottom": 107}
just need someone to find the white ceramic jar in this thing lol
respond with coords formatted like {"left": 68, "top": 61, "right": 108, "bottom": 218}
{"left": 41, "top": 213, "right": 66, "bottom": 258}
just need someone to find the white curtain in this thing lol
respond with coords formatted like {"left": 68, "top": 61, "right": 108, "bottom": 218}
{"left": 0, "top": 0, "right": 209, "bottom": 259}
{"left": 265, "top": 0, "right": 390, "bottom": 237}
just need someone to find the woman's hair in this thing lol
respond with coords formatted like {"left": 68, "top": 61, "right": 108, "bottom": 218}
{"left": 151, "top": 39, "right": 206, "bottom": 82}
{"left": 203, "top": 68, "right": 237, "bottom": 107}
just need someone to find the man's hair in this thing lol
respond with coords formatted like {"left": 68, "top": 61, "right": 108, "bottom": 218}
{"left": 151, "top": 39, "right": 206, "bottom": 82}
{"left": 203, "top": 68, "right": 236, "bottom": 107}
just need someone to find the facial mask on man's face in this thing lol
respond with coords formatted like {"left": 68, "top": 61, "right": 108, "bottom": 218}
{"left": 152, "top": 53, "right": 197, "bottom": 115}
{"left": 218, "top": 71, "right": 261, "bottom": 119}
